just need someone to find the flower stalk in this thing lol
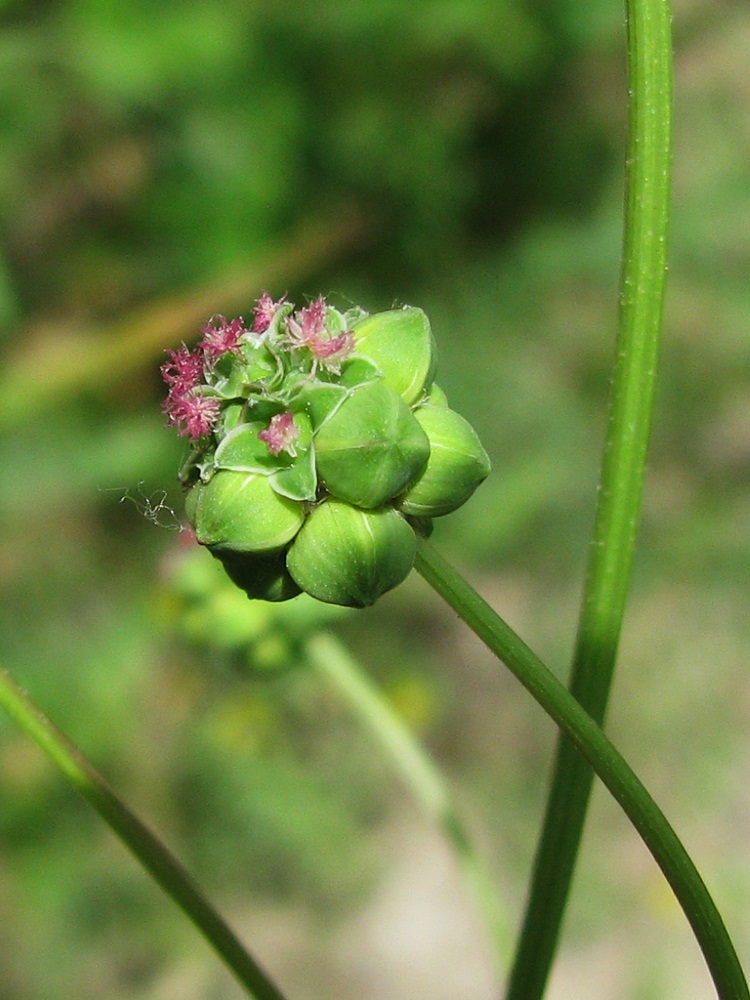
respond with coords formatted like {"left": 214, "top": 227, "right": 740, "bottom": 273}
{"left": 306, "top": 631, "right": 513, "bottom": 968}
{"left": 0, "top": 665, "right": 289, "bottom": 1000}
{"left": 414, "top": 541, "right": 749, "bottom": 1000}
{"left": 506, "top": 0, "right": 677, "bottom": 995}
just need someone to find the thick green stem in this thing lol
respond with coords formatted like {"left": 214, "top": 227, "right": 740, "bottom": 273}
{"left": 506, "top": 0, "right": 674, "bottom": 996}
{"left": 0, "top": 665, "right": 288, "bottom": 1000}
{"left": 306, "top": 632, "right": 512, "bottom": 968}
{"left": 415, "top": 540, "right": 748, "bottom": 1000}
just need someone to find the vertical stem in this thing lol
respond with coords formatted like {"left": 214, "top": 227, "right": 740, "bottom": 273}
{"left": 505, "top": 1, "right": 673, "bottom": 996}
{"left": 415, "top": 541, "right": 748, "bottom": 1000}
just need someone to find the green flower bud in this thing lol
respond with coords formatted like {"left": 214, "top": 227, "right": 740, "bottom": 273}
{"left": 187, "top": 470, "right": 305, "bottom": 553}
{"left": 352, "top": 307, "right": 437, "bottom": 405}
{"left": 286, "top": 499, "right": 417, "bottom": 608}
{"left": 212, "top": 548, "right": 302, "bottom": 603}
{"left": 313, "top": 381, "right": 430, "bottom": 508}
{"left": 396, "top": 405, "right": 491, "bottom": 517}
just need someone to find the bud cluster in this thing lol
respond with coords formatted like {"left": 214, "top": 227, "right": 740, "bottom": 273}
{"left": 163, "top": 294, "right": 490, "bottom": 607}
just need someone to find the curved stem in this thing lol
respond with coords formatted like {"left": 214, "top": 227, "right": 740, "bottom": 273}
{"left": 506, "top": 0, "right": 673, "bottom": 995}
{"left": 306, "top": 632, "right": 512, "bottom": 968}
{"left": 0, "top": 665, "right": 289, "bottom": 1000}
{"left": 415, "top": 540, "right": 748, "bottom": 1000}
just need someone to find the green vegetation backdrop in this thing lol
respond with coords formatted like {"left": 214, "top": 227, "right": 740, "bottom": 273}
{"left": 1, "top": 2, "right": 749, "bottom": 998}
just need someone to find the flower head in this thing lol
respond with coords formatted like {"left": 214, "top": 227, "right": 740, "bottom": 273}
{"left": 258, "top": 411, "right": 300, "bottom": 456}
{"left": 161, "top": 345, "right": 203, "bottom": 392}
{"left": 285, "top": 297, "right": 354, "bottom": 372}
{"left": 252, "top": 292, "right": 287, "bottom": 334}
{"left": 199, "top": 316, "right": 248, "bottom": 365}
{"left": 163, "top": 391, "right": 221, "bottom": 442}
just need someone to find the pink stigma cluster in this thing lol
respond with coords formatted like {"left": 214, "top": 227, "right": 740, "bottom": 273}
{"left": 161, "top": 292, "right": 355, "bottom": 448}
{"left": 199, "top": 316, "right": 249, "bottom": 365}
{"left": 252, "top": 291, "right": 287, "bottom": 334}
{"left": 161, "top": 316, "right": 251, "bottom": 442}
{"left": 285, "top": 296, "right": 354, "bottom": 370}
{"left": 258, "top": 411, "right": 300, "bottom": 456}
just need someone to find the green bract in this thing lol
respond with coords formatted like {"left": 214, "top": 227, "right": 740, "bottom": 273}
{"left": 286, "top": 500, "right": 416, "bottom": 608}
{"left": 187, "top": 471, "right": 305, "bottom": 552}
{"left": 214, "top": 549, "right": 302, "bottom": 603}
{"left": 396, "top": 405, "right": 491, "bottom": 517}
{"left": 314, "top": 381, "right": 430, "bottom": 508}
{"left": 351, "top": 306, "right": 437, "bottom": 404}
{"left": 164, "top": 295, "right": 489, "bottom": 607}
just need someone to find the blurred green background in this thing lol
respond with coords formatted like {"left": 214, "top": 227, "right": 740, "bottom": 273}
{"left": 1, "top": 1, "right": 749, "bottom": 998}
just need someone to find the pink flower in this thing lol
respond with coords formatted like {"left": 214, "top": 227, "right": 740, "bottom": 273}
{"left": 164, "top": 391, "right": 220, "bottom": 442}
{"left": 252, "top": 292, "right": 287, "bottom": 334}
{"left": 199, "top": 316, "right": 248, "bottom": 365}
{"left": 161, "top": 345, "right": 203, "bottom": 392}
{"left": 258, "top": 411, "right": 300, "bottom": 456}
{"left": 285, "top": 297, "right": 354, "bottom": 372}
{"left": 286, "top": 297, "right": 327, "bottom": 346}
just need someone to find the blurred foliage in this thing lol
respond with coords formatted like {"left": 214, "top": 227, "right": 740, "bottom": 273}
{"left": 1, "top": 1, "right": 750, "bottom": 998}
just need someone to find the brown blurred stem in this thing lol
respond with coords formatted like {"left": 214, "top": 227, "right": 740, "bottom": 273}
{"left": 0, "top": 210, "right": 367, "bottom": 429}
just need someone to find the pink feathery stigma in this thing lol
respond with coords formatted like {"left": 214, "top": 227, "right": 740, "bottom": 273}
{"left": 258, "top": 411, "right": 300, "bottom": 456}
{"left": 311, "top": 329, "right": 355, "bottom": 361}
{"left": 161, "top": 345, "right": 203, "bottom": 392}
{"left": 199, "top": 316, "right": 248, "bottom": 364}
{"left": 252, "top": 292, "right": 287, "bottom": 334}
{"left": 286, "top": 297, "right": 354, "bottom": 369}
{"left": 287, "top": 297, "right": 327, "bottom": 346}
{"left": 164, "top": 392, "right": 221, "bottom": 442}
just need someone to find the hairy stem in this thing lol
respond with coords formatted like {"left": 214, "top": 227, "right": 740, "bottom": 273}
{"left": 506, "top": 0, "right": 674, "bottom": 995}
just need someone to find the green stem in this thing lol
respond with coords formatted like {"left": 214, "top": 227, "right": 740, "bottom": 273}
{"left": 506, "top": 0, "right": 673, "bottom": 996}
{"left": 415, "top": 540, "right": 748, "bottom": 1000}
{"left": 306, "top": 632, "right": 512, "bottom": 968}
{"left": 0, "top": 665, "right": 289, "bottom": 1000}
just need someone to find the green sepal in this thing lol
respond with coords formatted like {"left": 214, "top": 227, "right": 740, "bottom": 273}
{"left": 270, "top": 412, "right": 317, "bottom": 501}
{"left": 212, "top": 411, "right": 316, "bottom": 502}
{"left": 286, "top": 499, "right": 416, "bottom": 608}
{"left": 396, "top": 405, "right": 491, "bottom": 517}
{"left": 213, "top": 422, "right": 277, "bottom": 473}
{"left": 295, "top": 381, "right": 350, "bottom": 430}
{"left": 313, "top": 380, "right": 430, "bottom": 508}
{"left": 424, "top": 382, "right": 449, "bottom": 407}
{"left": 352, "top": 307, "right": 437, "bottom": 405}
{"left": 339, "top": 356, "right": 381, "bottom": 389}
{"left": 187, "top": 470, "right": 305, "bottom": 552}
{"left": 211, "top": 548, "right": 302, "bottom": 603}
